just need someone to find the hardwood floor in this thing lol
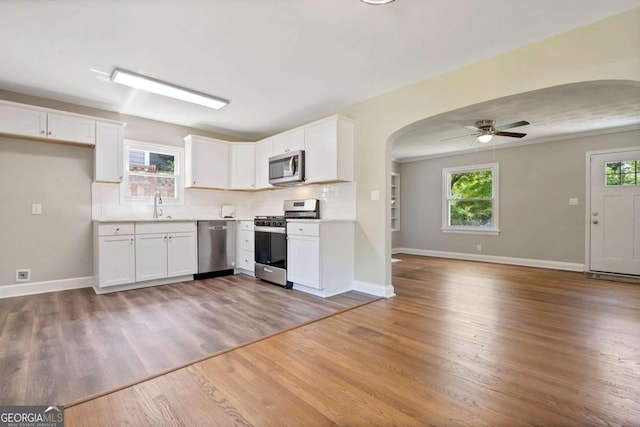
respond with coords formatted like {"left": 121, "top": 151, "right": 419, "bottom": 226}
{"left": 65, "top": 255, "right": 640, "bottom": 426}
{"left": 0, "top": 274, "right": 376, "bottom": 405}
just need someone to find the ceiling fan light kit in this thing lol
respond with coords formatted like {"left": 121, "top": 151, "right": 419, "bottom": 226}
{"left": 443, "top": 119, "right": 530, "bottom": 144}
{"left": 477, "top": 131, "right": 493, "bottom": 143}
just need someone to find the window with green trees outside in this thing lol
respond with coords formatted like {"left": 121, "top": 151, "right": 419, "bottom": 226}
{"left": 443, "top": 163, "right": 499, "bottom": 234}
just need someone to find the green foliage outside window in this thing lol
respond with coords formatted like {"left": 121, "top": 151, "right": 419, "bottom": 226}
{"left": 449, "top": 170, "right": 493, "bottom": 227}
{"left": 606, "top": 160, "right": 639, "bottom": 186}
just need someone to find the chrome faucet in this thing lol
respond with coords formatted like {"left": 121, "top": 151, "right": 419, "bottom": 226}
{"left": 153, "top": 191, "right": 163, "bottom": 219}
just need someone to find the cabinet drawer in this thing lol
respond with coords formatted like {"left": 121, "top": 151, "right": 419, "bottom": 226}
{"left": 136, "top": 221, "right": 196, "bottom": 234}
{"left": 98, "top": 223, "right": 135, "bottom": 236}
{"left": 287, "top": 222, "right": 319, "bottom": 237}
{"left": 238, "top": 250, "right": 255, "bottom": 271}
{"left": 239, "top": 221, "right": 254, "bottom": 231}
{"left": 239, "top": 230, "right": 254, "bottom": 251}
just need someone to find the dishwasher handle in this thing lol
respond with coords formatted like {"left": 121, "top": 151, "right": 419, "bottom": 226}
{"left": 206, "top": 225, "right": 227, "bottom": 231}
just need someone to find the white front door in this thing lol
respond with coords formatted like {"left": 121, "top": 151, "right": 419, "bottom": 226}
{"left": 589, "top": 148, "right": 640, "bottom": 275}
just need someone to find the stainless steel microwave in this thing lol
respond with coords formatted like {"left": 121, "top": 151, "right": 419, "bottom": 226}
{"left": 269, "top": 150, "right": 305, "bottom": 186}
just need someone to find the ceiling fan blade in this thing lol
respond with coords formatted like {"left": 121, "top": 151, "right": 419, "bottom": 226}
{"left": 441, "top": 132, "right": 478, "bottom": 142}
{"left": 495, "top": 120, "right": 529, "bottom": 131}
{"left": 464, "top": 125, "right": 480, "bottom": 131}
{"left": 494, "top": 131, "right": 527, "bottom": 138}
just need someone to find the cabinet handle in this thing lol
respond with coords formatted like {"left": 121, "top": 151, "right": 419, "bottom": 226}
{"left": 130, "top": 238, "right": 134, "bottom": 243}
{"left": 163, "top": 236, "right": 167, "bottom": 240}
{"left": 40, "top": 130, "right": 45, "bottom": 134}
{"left": 193, "top": 181, "right": 196, "bottom": 185}
{"left": 115, "top": 228, "right": 120, "bottom": 232}
{"left": 168, "top": 236, "right": 172, "bottom": 240}
{"left": 299, "top": 228, "right": 303, "bottom": 232}
{"left": 47, "top": 131, "right": 52, "bottom": 135}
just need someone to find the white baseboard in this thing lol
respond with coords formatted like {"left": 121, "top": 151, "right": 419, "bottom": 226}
{"left": 394, "top": 248, "right": 585, "bottom": 272}
{"left": 391, "top": 248, "right": 403, "bottom": 255}
{"left": 353, "top": 280, "right": 395, "bottom": 298}
{"left": 0, "top": 276, "right": 94, "bottom": 299}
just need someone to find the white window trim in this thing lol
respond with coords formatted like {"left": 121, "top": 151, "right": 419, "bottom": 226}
{"left": 120, "top": 139, "right": 185, "bottom": 206}
{"left": 442, "top": 162, "right": 500, "bottom": 235}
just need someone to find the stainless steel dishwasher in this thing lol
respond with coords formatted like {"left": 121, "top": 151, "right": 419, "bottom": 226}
{"left": 195, "top": 220, "right": 236, "bottom": 279}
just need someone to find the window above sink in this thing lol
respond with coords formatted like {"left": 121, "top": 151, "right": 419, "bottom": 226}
{"left": 120, "top": 140, "right": 184, "bottom": 206}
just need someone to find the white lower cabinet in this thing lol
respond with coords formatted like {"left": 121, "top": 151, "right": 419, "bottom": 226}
{"left": 287, "top": 235, "right": 320, "bottom": 289}
{"left": 286, "top": 221, "right": 354, "bottom": 297}
{"left": 96, "top": 224, "right": 136, "bottom": 287}
{"left": 94, "top": 221, "right": 196, "bottom": 293}
{"left": 135, "top": 233, "right": 169, "bottom": 282}
{"left": 167, "top": 232, "right": 197, "bottom": 277}
{"left": 236, "top": 221, "right": 255, "bottom": 274}
{"left": 136, "top": 222, "right": 197, "bottom": 282}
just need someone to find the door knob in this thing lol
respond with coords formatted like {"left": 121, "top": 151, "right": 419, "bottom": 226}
{"left": 592, "top": 220, "right": 599, "bottom": 224}
{"left": 592, "top": 212, "right": 599, "bottom": 216}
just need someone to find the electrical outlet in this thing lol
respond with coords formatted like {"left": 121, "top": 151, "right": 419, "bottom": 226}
{"left": 15, "top": 269, "right": 31, "bottom": 282}
{"left": 370, "top": 190, "right": 380, "bottom": 201}
{"left": 32, "top": 203, "right": 42, "bottom": 215}
{"left": 476, "top": 244, "right": 482, "bottom": 251}
{"left": 569, "top": 198, "right": 579, "bottom": 206}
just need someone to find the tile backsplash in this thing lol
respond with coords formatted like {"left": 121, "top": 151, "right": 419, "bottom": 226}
{"left": 92, "top": 181, "right": 356, "bottom": 220}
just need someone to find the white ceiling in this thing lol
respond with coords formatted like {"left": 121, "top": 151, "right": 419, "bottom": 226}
{"left": 0, "top": 1, "right": 638, "bottom": 140}
{"left": 392, "top": 81, "right": 640, "bottom": 161}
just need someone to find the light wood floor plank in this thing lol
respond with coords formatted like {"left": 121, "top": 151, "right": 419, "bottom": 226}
{"left": 65, "top": 255, "right": 640, "bottom": 426}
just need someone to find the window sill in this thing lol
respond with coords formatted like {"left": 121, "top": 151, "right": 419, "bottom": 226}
{"left": 441, "top": 228, "right": 500, "bottom": 236}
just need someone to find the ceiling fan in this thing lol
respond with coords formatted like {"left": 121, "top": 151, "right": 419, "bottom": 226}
{"left": 443, "top": 119, "right": 530, "bottom": 143}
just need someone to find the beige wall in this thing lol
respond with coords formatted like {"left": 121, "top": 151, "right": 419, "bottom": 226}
{"left": 340, "top": 8, "right": 640, "bottom": 289}
{"left": 397, "top": 130, "right": 639, "bottom": 263}
{"left": 0, "top": 137, "right": 93, "bottom": 285}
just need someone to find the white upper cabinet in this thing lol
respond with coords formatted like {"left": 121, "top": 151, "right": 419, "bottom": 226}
{"left": 47, "top": 112, "right": 95, "bottom": 144}
{"left": 0, "top": 102, "right": 47, "bottom": 138}
{"left": 254, "top": 138, "right": 273, "bottom": 190}
{"left": 94, "top": 121, "right": 125, "bottom": 182}
{"left": 230, "top": 143, "right": 256, "bottom": 190}
{"left": 272, "top": 128, "right": 305, "bottom": 156}
{"left": 0, "top": 100, "right": 96, "bottom": 145}
{"left": 304, "top": 115, "right": 354, "bottom": 184}
{"left": 184, "top": 135, "right": 230, "bottom": 189}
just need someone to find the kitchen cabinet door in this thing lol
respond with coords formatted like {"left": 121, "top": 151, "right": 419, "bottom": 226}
{"left": 287, "top": 235, "right": 321, "bottom": 289}
{"left": 167, "top": 232, "right": 197, "bottom": 277}
{"left": 184, "top": 135, "right": 230, "bottom": 189}
{"left": 255, "top": 138, "right": 273, "bottom": 189}
{"left": 230, "top": 143, "right": 256, "bottom": 190}
{"left": 47, "top": 112, "right": 96, "bottom": 145}
{"left": 305, "top": 115, "right": 354, "bottom": 184}
{"left": 98, "top": 235, "right": 136, "bottom": 287}
{"left": 135, "top": 233, "right": 168, "bottom": 282}
{"left": 94, "top": 121, "right": 124, "bottom": 182}
{"left": 0, "top": 102, "right": 47, "bottom": 138}
{"left": 272, "top": 128, "right": 304, "bottom": 156}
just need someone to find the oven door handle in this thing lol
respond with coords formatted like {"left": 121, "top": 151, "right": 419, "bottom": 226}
{"left": 254, "top": 226, "right": 286, "bottom": 234}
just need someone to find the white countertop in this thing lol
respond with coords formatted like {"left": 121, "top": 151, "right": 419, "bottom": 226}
{"left": 286, "top": 218, "right": 356, "bottom": 223}
{"left": 93, "top": 217, "right": 254, "bottom": 223}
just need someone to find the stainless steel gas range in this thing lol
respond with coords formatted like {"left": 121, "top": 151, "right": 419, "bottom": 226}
{"left": 254, "top": 199, "right": 319, "bottom": 289}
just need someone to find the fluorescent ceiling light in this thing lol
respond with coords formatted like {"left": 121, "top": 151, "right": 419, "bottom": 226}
{"left": 361, "top": 0, "right": 395, "bottom": 4}
{"left": 110, "top": 68, "right": 228, "bottom": 110}
{"left": 477, "top": 132, "right": 493, "bottom": 143}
